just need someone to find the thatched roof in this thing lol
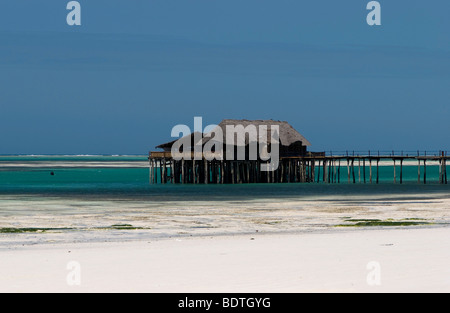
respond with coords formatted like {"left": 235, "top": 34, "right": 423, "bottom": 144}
{"left": 156, "top": 119, "right": 311, "bottom": 149}
{"left": 204, "top": 119, "right": 311, "bottom": 147}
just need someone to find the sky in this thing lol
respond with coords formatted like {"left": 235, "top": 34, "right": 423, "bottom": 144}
{"left": 0, "top": 0, "right": 449, "bottom": 155}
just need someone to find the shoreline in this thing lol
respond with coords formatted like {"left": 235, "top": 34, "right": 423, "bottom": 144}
{"left": 1, "top": 225, "right": 450, "bottom": 292}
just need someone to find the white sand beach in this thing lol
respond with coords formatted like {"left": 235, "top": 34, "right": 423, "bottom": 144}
{"left": 1, "top": 226, "right": 450, "bottom": 293}
{"left": 1, "top": 188, "right": 450, "bottom": 293}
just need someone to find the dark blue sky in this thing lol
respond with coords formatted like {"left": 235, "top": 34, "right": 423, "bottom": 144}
{"left": 0, "top": 1, "right": 448, "bottom": 154}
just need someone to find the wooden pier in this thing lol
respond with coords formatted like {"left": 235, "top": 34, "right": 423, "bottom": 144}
{"left": 149, "top": 119, "right": 448, "bottom": 185}
{"left": 149, "top": 151, "right": 449, "bottom": 185}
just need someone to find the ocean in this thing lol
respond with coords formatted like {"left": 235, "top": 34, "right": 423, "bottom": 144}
{"left": 1, "top": 155, "right": 449, "bottom": 245}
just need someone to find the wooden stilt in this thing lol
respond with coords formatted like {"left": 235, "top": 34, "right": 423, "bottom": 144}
{"left": 347, "top": 159, "right": 350, "bottom": 184}
{"left": 231, "top": 162, "right": 235, "bottom": 184}
{"left": 400, "top": 159, "right": 403, "bottom": 184}
{"left": 352, "top": 159, "right": 356, "bottom": 184}
{"left": 363, "top": 158, "right": 366, "bottom": 184}
{"left": 358, "top": 159, "right": 361, "bottom": 183}
{"left": 338, "top": 159, "right": 341, "bottom": 183}
{"left": 376, "top": 158, "right": 379, "bottom": 184}
{"left": 204, "top": 159, "right": 208, "bottom": 184}
{"left": 149, "top": 158, "right": 153, "bottom": 184}
{"left": 317, "top": 160, "right": 321, "bottom": 183}
{"left": 418, "top": 159, "right": 421, "bottom": 184}
{"left": 445, "top": 159, "right": 448, "bottom": 184}
{"left": 424, "top": 160, "right": 427, "bottom": 184}
{"left": 170, "top": 159, "right": 174, "bottom": 183}
{"left": 221, "top": 160, "right": 224, "bottom": 184}
{"left": 393, "top": 159, "right": 396, "bottom": 184}
{"left": 181, "top": 159, "right": 185, "bottom": 184}
{"left": 192, "top": 160, "right": 196, "bottom": 184}
{"left": 288, "top": 160, "right": 292, "bottom": 183}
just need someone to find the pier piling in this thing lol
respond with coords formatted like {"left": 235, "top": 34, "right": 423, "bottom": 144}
{"left": 149, "top": 151, "right": 450, "bottom": 185}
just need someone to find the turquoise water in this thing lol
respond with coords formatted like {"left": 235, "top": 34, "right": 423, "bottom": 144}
{"left": 0, "top": 155, "right": 448, "bottom": 200}
{"left": 0, "top": 155, "right": 449, "bottom": 243}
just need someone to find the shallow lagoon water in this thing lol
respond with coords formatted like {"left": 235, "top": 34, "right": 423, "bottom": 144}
{"left": 0, "top": 156, "right": 449, "bottom": 246}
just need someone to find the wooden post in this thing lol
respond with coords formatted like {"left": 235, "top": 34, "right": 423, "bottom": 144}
{"left": 231, "top": 162, "right": 235, "bottom": 184}
{"left": 271, "top": 162, "right": 275, "bottom": 183}
{"left": 163, "top": 158, "right": 167, "bottom": 184}
{"left": 332, "top": 159, "right": 337, "bottom": 183}
{"left": 192, "top": 160, "right": 196, "bottom": 184}
{"left": 347, "top": 159, "right": 350, "bottom": 184}
{"left": 292, "top": 159, "right": 296, "bottom": 183}
{"left": 418, "top": 159, "right": 421, "bottom": 184}
{"left": 237, "top": 162, "right": 241, "bottom": 183}
{"left": 317, "top": 160, "right": 321, "bottom": 183}
{"left": 236, "top": 161, "right": 244, "bottom": 184}
{"left": 369, "top": 159, "right": 372, "bottom": 184}
{"left": 170, "top": 159, "right": 174, "bottom": 184}
{"left": 204, "top": 159, "right": 208, "bottom": 184}
{"left": 159, "top": 159, "right": 163, "bottom": 184}
{"left": 358, "top": 159, "right": 361, "bottom": 183}
{"left": 330, "top": 159, "right": 333, "bottom": 183}
{"left": 351, "top": 159, "right": 356, "bottom": 184}
{"left": 333, "top": 159, "right": 337, "bottom": 183}
{"left": 363, "top": 158, "right": 366, "bottom": 184}
{"left": 173, "top": 160, "right": 179, "bottom": 184}
{"left": 338, "top": 159, "right": 341, "bottom": 183}
{"left": 246, "top": 162, "right": 250, "bottom": 183}
{"left": 216, "top": 161, "right": 220, "bottom": 184}
{"left": 257, "top": 161, "right": 261, "bottom": 183}
{"left": 299, "top": 160, "right": 302, "bottom": 183}
{"left": 154, "top": 159, "right": 157, "bottom": 184}
{"left": 181, "top": 159, "right": 185, "bottom": 184}
{"left": 444, "top": 157, "right": 448, "bottom": 184}
{"left": 400, "top": 158, "right": 403, "bottom": 184}
{"left": 288, "top": 159, "right": 292, "bottom": 183}
{"left": 160, "top": 159, "right": 164, "bottom": 184}
{"left": 157, "top": 159, "right": 161, "bottom": 184}
{"left": 440, "top": 152, "right": 445, "bottom": 184}
{"left": 393, "top": 159, "right": 396, "bottom": 184}
{"left": 445, "top": 158, "right": 448, "bottom": 184}
{"left": 424, "top": 159, "right": 427, "bottom": 184}
{"left": 224, "top": 161, "right": 228, "bottom": 184}
{"left": 303, "top": 160, "right": 307, "bottom": 183}
{"left": 221, "top": 160, "right": 224, "bottom": 184}
{"left": 149, "top": 158, "right": 153, "bottom": 184}
{"left": 376, "top": 158, "right": 379, "bottom": 184}
{"left": 212, "top": 161, "right": 216, "bottom": 184}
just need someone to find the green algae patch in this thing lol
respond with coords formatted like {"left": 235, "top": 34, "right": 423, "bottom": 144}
{"left": 110, "top": 224, "right": 143, "bottom": 230}
{"left": 101, "top": 224, "right": 147, "bottom": 230}
{"left": 0, "top": 224, "right": 148, "bottom": 233}
{"left": 343, "top": 219, "right": 382, "bottom": 223}
{"left": 0, "top": 227, "right": 73, "bottom": 233}
{"left": 336, "top": 219, "right": 434, "bottom": 228}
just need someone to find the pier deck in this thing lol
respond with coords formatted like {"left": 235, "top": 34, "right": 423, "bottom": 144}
{"left": 148, "top": 151, "right": 449, "bottom": 185}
